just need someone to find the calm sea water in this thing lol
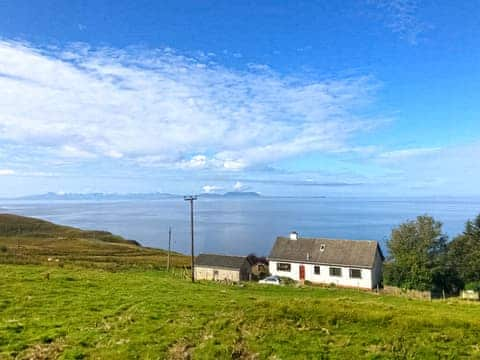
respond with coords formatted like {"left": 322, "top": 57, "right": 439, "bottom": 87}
{"left": 1, "top": 197, "right": 479, "bottom": 256}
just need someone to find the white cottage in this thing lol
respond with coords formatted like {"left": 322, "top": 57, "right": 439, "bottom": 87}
{"left": 268, "top": 232, "right": 384, "bottom": 289}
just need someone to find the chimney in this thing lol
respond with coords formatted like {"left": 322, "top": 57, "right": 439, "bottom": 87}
{"left": 289, "top": 231, "right": 298, "bottom": 240}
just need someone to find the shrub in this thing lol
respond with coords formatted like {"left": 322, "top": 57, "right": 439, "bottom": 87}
{"left": 0, "top": 245, "right": 7, "bottom": 253}
{"left": 465, "top": 282, "right": 480, "bottom": 291}
{"left": 279, "top": 277, "right": 296, "bottom": 285}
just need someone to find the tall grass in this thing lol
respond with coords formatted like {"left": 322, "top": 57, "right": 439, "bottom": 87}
{"left": 1, "top": 264, "right": 480, "bottom": 359}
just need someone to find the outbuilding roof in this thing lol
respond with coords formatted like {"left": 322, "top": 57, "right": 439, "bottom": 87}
{"left": 268, "top": 237, "right": 384, "bottom": 268}
{"left": 196, "top": 253, "right": 247, "bottom": 269}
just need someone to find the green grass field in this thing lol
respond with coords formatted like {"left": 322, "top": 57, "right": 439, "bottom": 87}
{"left": 2, "top": 264, "right": 480, "bottom": 359}
{"left": 2, "top": 214, "right": 480, "bottom": 359}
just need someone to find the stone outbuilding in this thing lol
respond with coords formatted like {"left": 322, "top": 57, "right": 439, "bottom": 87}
{"left": 195, "top": 253, "right": 253, "bottom": 282}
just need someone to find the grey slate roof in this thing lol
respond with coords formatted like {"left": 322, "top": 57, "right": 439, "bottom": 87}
{"left": 196, "top": 253, "right": 247, "bottom": 269}
{"left": 269, "top": 237, "right": 384, "bottom": 268}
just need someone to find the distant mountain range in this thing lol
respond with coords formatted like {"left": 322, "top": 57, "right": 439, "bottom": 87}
{"left": 6, "top": 191, "right": 262, "bottom": 201}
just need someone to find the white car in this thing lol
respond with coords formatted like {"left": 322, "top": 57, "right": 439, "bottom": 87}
{"left": 258, "top": 275, "right": 281, "bottom": 285}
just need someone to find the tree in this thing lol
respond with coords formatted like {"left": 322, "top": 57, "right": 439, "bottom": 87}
{"left": 246, "top": 253, "right": 269, "bottom": 280}
{"left": 385, "top": 215, "right": 448, "bottom": 291}
{"left": 448, "top": 214, "right": 480, "bottom": 286}
{"left": 465, "top": 214, "right": 480, "bottom": 239}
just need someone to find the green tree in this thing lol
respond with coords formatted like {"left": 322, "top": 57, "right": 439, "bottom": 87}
{"left": 384, "top": 215, "right": 448, "bottom": 291}
{"left": 448, "top": 214, "right": 480, "bottom": 286}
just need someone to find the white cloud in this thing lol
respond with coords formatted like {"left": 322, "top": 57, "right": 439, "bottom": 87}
{"left": 378, "top": 147, "right": 441, "bottom": 161}
{"left": 0, "top": 169, "right": 15, "bottom": 176}
{"left": 233, "top": 181, "right": 250, "bottom": 192}
{"left": 222, "top": 159, "right": 247, "bottom": 170}
{"left": 202, "top": 185, "right": 222, "bottom": 193}
{"left": 179, "top": 155, "right": 208, "bottom": 169}
{"left": 0, "top": 40, "right": 379, "bottom": 172}
{"left": 21, "top": 171, "right": 58, "bottom": 177}
{"left": 105, "top": 149, "right": 123, "bottom": 159}
{"left": 59, "top": 145, "right": 97, "bottom": 159}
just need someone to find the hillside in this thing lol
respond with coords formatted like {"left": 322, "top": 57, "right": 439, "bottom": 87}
{"left": 1, "top": 264, "right": 480, "bottom": 359}
{"left": 0, "top": 214, "right": 140, "bottom": 245}
{"left": 0, "top": 214, "right": 189, "bottom": 269}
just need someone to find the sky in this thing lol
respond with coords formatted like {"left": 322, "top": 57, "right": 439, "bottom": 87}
{"left": 0, "top": 0, "right": 479, "bottom": 197}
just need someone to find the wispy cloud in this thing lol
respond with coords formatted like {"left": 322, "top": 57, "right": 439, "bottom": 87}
{"left": 202, "top": 185, "right": 223, "bottom": 193}
{"left": 369, "top": 0, "right": 429, "bottom": 44}
{"left": 0, "top": 169, "right": 15, "bottom": 176}
{"left": 233, "top": 181, "right": 250, "bottom": 192}
{"left": 378, "top": 147, "right": 441, "bottom": 161}
{"left": 0, "top": 39, "right": 380, "bottom": 173}
{"left": 370, "top": 143, "right": 480, "bottom": 194}
{"left": 59, "top": 145, "right": 97, "bottom": 159}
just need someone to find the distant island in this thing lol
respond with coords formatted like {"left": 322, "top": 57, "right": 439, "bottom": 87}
{"left": 6, "top": 191, "right": 262, "bottom": 201}
{"left": 198, "top": 191, "right": 261, "bottom": 199}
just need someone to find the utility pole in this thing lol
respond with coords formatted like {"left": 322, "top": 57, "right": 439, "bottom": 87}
{"left": 15, "top": 226, "right": 19, "bottom": 263}
{"left": 184, "top": 195, "right": 197, "bottom": 283}
{"left": 167, "top": 226, "right": 172, "bottom": 271}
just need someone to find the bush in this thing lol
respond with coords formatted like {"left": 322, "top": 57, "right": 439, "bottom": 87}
{"left": 0, "top": 245, "right": 7, "bottom": 253}
{"left": 465, "top": 282, "right": 480, "bottom": 291}
{"left": 279, "top": 277, "right": 295, "bottom": 285}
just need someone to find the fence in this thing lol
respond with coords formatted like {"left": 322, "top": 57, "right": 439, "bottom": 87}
{"left": 381, "top": 285, "right": 432, "bottom": 300}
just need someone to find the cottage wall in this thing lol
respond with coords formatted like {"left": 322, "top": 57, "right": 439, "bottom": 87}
{"left": 269, "top": 260, "right": 374, "bottom": 289}
{"left": 195, "top": 266, "right": 240, "bottom": 282}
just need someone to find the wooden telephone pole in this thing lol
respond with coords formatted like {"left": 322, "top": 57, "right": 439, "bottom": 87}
{"left": 167, "top": 226, "right": 172, "bottom": 270}
{"left": 184, "top": 195, "right": 197, "bottom": 283}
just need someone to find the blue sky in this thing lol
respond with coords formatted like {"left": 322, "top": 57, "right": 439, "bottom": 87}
{"left": 0, "top": 0, "right": 479, "bottom": 197}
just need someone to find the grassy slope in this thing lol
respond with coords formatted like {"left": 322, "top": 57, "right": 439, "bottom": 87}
{"left": 1, "top": 265, "right": 480, "bottom": 359}
{"left": 0, "top": 213, "right": 141, "bottom": 245}
{"left": 0, "top": 214, "right": 189, "bottom": 270}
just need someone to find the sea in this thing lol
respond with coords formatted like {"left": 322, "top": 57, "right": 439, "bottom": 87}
{"left": 1, "top": 197, "right": 479, "bottom": 257}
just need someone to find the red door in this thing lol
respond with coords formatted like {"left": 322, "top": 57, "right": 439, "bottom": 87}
{"left": 299, "top": 265, "right": 305, "bottom": 281}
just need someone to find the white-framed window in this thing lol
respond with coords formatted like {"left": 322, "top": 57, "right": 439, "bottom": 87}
{"left": 277, "top": 263, "right": 291, "bottom": 272}
{"left": 314, "top": 265, "right": 320, "bottom": 275}
{"left": 329, "top": 267, "right": 342, "bottom": 277}
{"left": 349, "top": 269, "right": 362, "bottom": 279}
